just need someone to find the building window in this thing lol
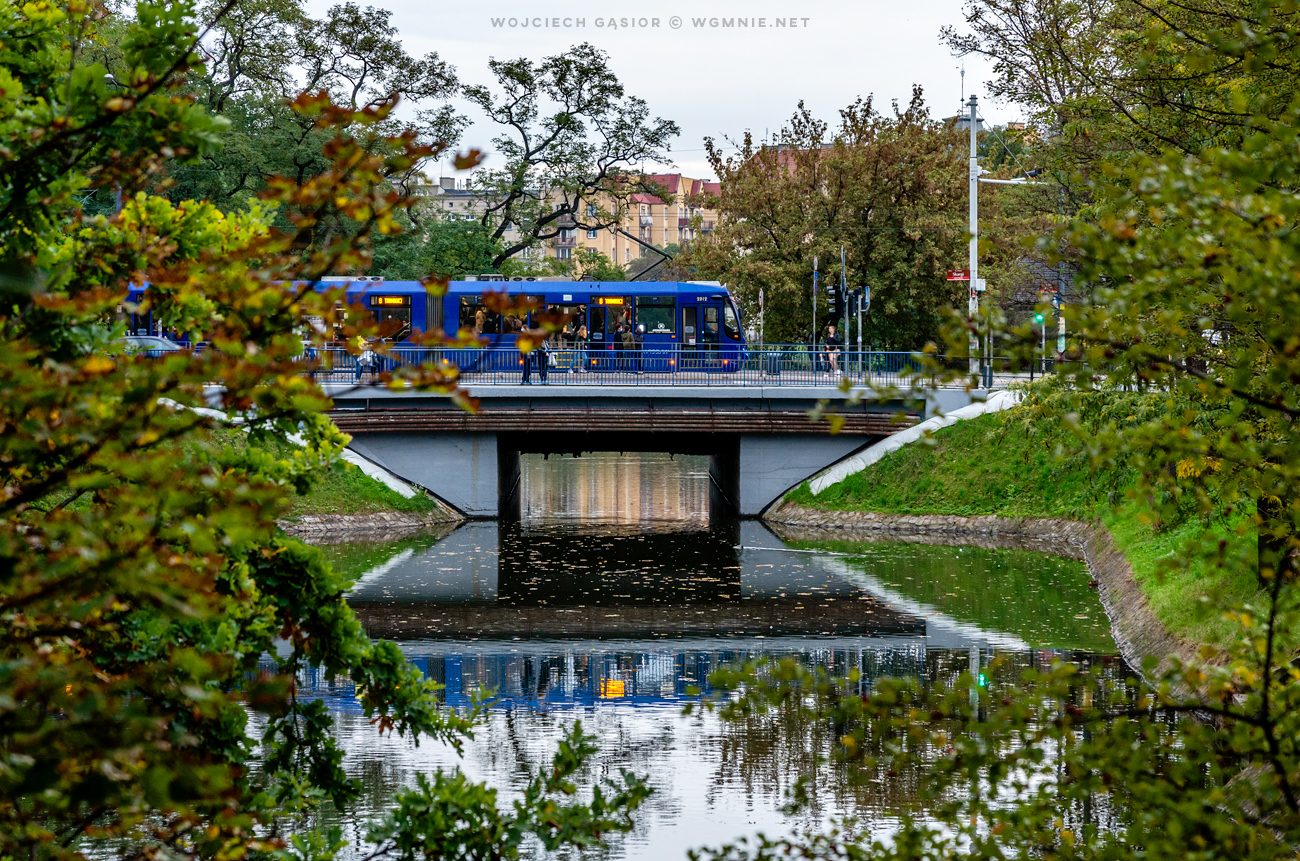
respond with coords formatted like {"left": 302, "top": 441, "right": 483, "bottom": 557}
{"left": 447, "top": 202, "right": 453, "bottom": 208}
{"left": 586, "top": 204, "right": 598, "bottom": 217}
{"left": 557, "top": 247, "right": 572, "bottom": 260}
{"left": 587, "top": 229, "right": 598, "bottom": 239}
{"left": 625, "top": 249, "right": 630, "bottom": 261}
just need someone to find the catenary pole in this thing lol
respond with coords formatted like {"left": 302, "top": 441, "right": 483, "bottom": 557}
{"left": 812, "top": 255, "right": 818, "bottom": 350}
{"left": 968, "top": 94, "right": 980, "bottom": 376}
{"left": 840, "top": 245, "right": 848, "bottom": 371}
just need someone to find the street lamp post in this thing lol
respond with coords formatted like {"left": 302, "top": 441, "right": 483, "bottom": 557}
{"left": 967, "top": 95, "right": 980, "bottom": 376}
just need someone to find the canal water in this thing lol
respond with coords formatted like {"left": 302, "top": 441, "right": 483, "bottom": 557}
{"left": 307, "top": 452, "right": 1121, "bottom": 859}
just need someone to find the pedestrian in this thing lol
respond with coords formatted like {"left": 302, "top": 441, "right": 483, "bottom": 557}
{"left": 825, "top": 325, "right": 843, "bottom": 376}
{"left": 573, "top": 322, "right": 589, "bottom": 373}
{"left": 620, "top": 324, "right": 635, "bottom": 373}
{"left": 613, "top": 321, "right": 626, "bottom": 372}
{"left": 633, "top": 323, "right": 645, "bottom": 375}
{"left": 521, "top": 330, "right": 550, "bottom": 385}
{"left": 538, "top": 335, "right": 550, "bottom": 384}
{"left": 520, "top": 332, "right": 535, "bottom": 384}
{"left": 355, "top": 337, "right": 376, "bottom": 383}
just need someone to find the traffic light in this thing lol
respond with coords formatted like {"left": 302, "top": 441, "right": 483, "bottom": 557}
{"left": 1034, "top": 312, "right": 1044, "bottom": 323}
{"left": 828, "top": 282, "right": 842, "bottom": 317}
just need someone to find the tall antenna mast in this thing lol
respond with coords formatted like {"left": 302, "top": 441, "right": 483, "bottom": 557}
{"left": 960, "top": 65, "right": 966, "bottom": 106}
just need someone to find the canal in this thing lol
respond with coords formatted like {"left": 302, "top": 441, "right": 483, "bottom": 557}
{"left": 304, "top": 452, "right": 1121, "bottom": 859}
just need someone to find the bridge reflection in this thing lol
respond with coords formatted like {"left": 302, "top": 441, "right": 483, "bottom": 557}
{"left": 343, "top": 518, "right": 924, "bottom": 640}
{"left": 271, "top": 639, "right": 1113, "bottom": 714}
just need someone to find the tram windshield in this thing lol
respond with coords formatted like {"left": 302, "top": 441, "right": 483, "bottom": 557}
{"left": 723, "top": 302, "right": 741, "bottom": 340}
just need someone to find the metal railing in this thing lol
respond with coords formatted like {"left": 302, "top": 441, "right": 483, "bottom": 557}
{"left": 301, "top": 344, "right": 981, "bottom": 387}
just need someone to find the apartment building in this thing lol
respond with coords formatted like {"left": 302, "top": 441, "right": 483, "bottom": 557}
{"left": 414, "top": 173, "right": 721, "bottom": 269}
{"left": 412, "top": 176, "right": 530, "bottom": 252}
{"left": 570, "top": 173, "right": 721, "bottom": 266}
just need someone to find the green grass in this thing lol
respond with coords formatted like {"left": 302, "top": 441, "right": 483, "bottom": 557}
{"left": 33, "top": 427, "right": 442, "bottom": 521}
{"left": 238, "top": 433, "right": 442, "bottom": 518}
{"left": 787, "top": 411, "right": 1260, "bottom": 647}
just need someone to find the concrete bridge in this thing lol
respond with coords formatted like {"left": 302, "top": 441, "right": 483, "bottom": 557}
{"left": 328, "top": 383, "right": 985, "bottom": 518}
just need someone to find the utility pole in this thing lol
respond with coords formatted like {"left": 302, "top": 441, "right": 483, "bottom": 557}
{"left": 812, "top": 255, "right": 818, "bottom": 349}
{"left": 968, "top": 94, "right": 980, "bottom": 376}
{"left": 858, "top": 286, "right": 867, "bottom": 376}
{"left": 840, "top": 245, "right": 848, "bottom": 370}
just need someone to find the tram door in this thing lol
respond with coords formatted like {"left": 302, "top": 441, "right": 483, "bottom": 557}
{"left": 588, "top": 305, "right": 607, "bottom": 369}
{"left": 681, "top": 302, "right": 722, "bottom": 367}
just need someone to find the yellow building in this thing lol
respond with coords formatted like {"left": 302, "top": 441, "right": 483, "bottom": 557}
{"left": 562, "top": 173, "right": 721, "bottom": 267}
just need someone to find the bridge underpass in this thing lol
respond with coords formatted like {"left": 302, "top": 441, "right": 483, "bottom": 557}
{"left": 328, "top": 384, "right": 972, "bottom": 518}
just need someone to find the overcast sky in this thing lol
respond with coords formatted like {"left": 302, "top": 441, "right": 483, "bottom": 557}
{"left": 306, "top": 0, "right": 1015, "bottom": 181}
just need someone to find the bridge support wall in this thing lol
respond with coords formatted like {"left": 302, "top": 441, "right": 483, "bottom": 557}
{"left": 346, "top": 432, "right": 504, "bottom": 517}
{"left": 348, "top": 430, "right": 876, "bottom": 519}
{"left": 710, "top": 434, "right": 870, "bottom": 517}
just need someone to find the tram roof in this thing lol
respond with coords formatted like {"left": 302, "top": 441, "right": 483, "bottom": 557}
{"left": 338, "top": 279, "right": 732, "bottom": 297}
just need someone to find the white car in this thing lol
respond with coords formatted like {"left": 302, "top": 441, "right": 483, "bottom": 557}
{"left": 116, "top": 335, "right": 184, "bottom": 357}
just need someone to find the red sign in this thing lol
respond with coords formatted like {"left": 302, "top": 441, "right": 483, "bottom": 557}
{"left": 947, "top": 269, "right": 970, "bottom": 281}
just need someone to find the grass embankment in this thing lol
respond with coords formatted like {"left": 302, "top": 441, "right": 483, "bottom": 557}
{"left": 784, "top": 411, "right": 1258, "bottom": 647}
{"left": 235, "top": 433, "right": 442, "bottom": 519}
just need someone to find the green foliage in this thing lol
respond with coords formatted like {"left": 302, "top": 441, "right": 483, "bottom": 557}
{"left": 742, "top": 2, "right": 1300, "bottom": 858}
{"left": 573, "top": 247, "right": 626, "bottom": 281}
{"left": 368, "top": 723, "right": 650, "bottom": 860}
{"left": 370, "top": 217, "right": 504, "bottom": 282}
{"left": 165, "top": 0, "right": 462, "bottom": 214}
{"left": 0, "top": 4, "right": 645, "bottom": 860}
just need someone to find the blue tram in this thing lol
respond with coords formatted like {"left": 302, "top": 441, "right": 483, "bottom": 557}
{"left": 125, "top": 278, "right": 748, "bottom": 372}
{"left": 342, "top": 278, "right": 746, "bottom": 372}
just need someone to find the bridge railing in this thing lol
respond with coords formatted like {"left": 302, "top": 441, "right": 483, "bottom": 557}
{"left": 303, "top": 344, "right": 1007, "bottom": 387}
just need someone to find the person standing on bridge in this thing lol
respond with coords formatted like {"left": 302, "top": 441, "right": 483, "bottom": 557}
{"left": 824, "top": 325, "right": 843, "bottom": 377}
{"left": 633, "top": 324, "right": 646, "bottom": 375}
{"left": 573, "top": 322, "right": 589, "bottom": 373}
{"left": 520, "top": 330, "right": 550, "bottom": 384}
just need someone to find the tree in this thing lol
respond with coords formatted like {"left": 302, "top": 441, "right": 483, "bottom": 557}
{"left": 942, "top": 0, "right": 1300, "bottom": 207}
{"left": 573, "top": 247, "right": 626, "bottom": 281}
{"left": 163, "top": 0, "right": 462, "bottom": 212}
{"left": 691, "top": 4, "right": 1300, "bottom": 859}
{"left": 370, "top": 216, "right": 504, "bottom": 280}
{"left": 680, "top": 91, "right": 992, "bottom": 347}
{"left": 462, "top": 43, "right": 680, "bottom": 268}
{"left": 625, "top": 243, "right": 679, "bottom": 280}
{"left": 0, "top": 3, "right": 647, "bottom": 859}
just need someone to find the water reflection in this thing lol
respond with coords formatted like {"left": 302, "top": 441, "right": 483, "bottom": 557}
{"left": 518, "top": 452, "right": 711, "bottom": 529}
{"left": 309, "top": 452, "right": 1123, "bottom": 859}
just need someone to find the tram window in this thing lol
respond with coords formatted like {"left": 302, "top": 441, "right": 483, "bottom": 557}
{"left": 635, "top": 296, "right": 675, "bottom": 334}
{"left": 701, "top": 306, "right": 720, "bottom": 341}
{"left": 545, "top": 304, "right": 587, "bottom": 341}
{"left": 369, "top": 296, "right": 411, "bottom": 340}
{"left": 722, "top": 302, "right": 741, "bottom": 340}
{"left": 522, "top": 295, "right": 546, "bottom": 329}
{"left": 459, "top": 296, "right": 501, "bottom": 335}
